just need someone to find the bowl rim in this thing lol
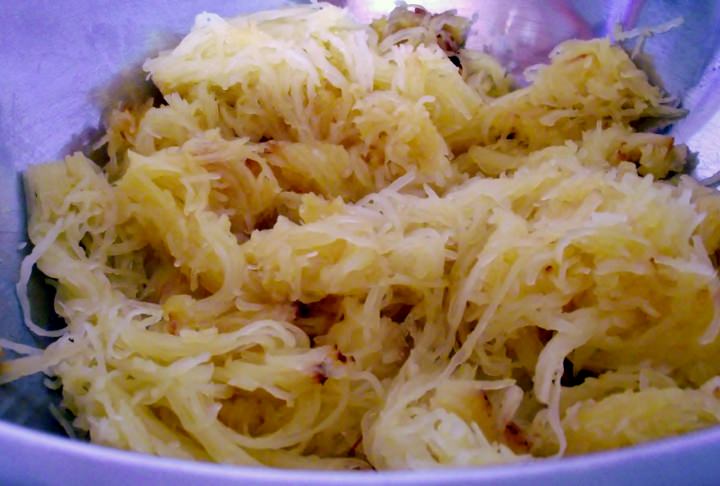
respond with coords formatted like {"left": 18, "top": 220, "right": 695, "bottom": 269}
{"left": 1, "top": 418, "right": 719, "bottom": 484}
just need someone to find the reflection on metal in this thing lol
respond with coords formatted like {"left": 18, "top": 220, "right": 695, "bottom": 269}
{"left": 338, "top": 0, "right": 594, "bottom": 75}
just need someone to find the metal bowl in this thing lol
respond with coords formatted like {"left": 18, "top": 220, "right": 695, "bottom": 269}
{"left": 1, "top": 0, "right": 719, "bottom": 483}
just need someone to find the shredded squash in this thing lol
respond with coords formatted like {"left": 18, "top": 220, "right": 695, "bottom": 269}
{"left": 3, "top": 3, "right": 720, "bottom": 471}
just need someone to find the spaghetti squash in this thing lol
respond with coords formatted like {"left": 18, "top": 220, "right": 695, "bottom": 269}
{"left": 2, "top": 3, "right": 720, "bottom": 471}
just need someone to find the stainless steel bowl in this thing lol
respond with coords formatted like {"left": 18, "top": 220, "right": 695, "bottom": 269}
{"left": 1, "top": 0, "right": 719, "bottom": 483}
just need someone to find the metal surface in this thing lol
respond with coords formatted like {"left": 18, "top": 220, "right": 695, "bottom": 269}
{"left": 0, "top": 0, "right": 719, "bottom": 483}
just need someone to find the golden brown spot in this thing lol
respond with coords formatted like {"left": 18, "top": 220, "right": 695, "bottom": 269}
{"left": 313, "top": 363, "right": 328, "bottom": 385}
{"left": 167, "top": 319, "right": 178, "bottom": 336}
{"left": 349, "top": 436, "right": 363, "bottom": 457}
{"left": 567, "top": 53, "right": 590, "bottom": 64}
{"left": 537, "top": 328, "right": 554, "bottom": 344}
{"left": 253, "top": 211, "right": 279, "bottom": 231}
{"left": 504, "top": 421, "right": 530, "bottom": 453}
{"left": 262, "top": 141, "right": 279, "bottom": 154}
{"left": 335, "top": 346, "right": 349, "bottom": 364}
{"left": 479, "top": 391, "right": 491, "bottom": 408}
{"left": 295, "top": 301, "right": 312, "bottom": 319}
{"left": 562, "top": 299, "right": 578, "bottom": 313}
{"left": 617, "top": 145, "right": 640, "bottom": 163}
{"left": 381, "top": 303, "right": 413, "bottom": 323}
{"left": 245, "top": 159, "right": 262, "bottom": 177}
{"left": 292, "top": 296, "right": 343, "bottom": 338}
